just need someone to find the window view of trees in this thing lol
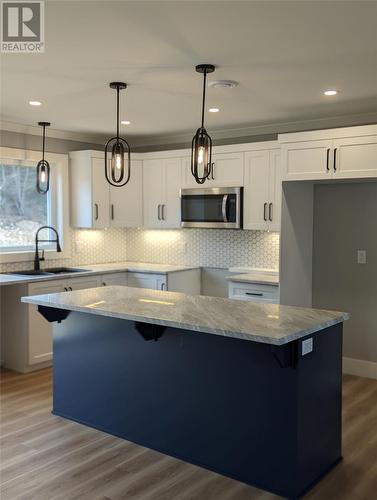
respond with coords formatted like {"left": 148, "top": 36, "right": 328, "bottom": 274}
{"left": 0, "top": 163, "right": 49, "bottom": 250}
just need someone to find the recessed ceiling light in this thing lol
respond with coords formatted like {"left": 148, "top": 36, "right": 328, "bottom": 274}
{"left": 208, "top": 80, "right": 238, "bottom": 89}
{"left": 209, "top": 107, "right": 220, "bottom": 113}
{"left": 29, "top": 100, "right": 42, "bottom": 106}
{"left": 323, "top": 90, "right": 338, "bottom": 96}
{"left": 121, "top": 120, "right": 131, "bottom": 125}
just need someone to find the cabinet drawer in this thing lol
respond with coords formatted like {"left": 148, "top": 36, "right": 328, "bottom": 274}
{"left": 100, "top": 272, "right": 128, "bottom": 286}
{"left": 127, "top": 272, "right": 167, "bottom": 290}
{"left": 229, "top": 282, "right": 279, "bottom": 303}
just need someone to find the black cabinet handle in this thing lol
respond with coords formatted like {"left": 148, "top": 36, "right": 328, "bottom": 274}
{"left": 333, "top": 148, "right": 338, "bottom": 172}
{"left": 94, "top": 203, "right": 99, "bottom": 220}
{"left": 211, "top": 162, "right": 215, "bottom": 180}
{"left": 64, "top": 287, "right": 68, "bottom": 292}
{"left": 263, "top": 203, "right": 268, "bottom": 221}
{"left": 326, "top": 148, "right": 330, "bottom": 172}
{"left": 68, "top": 286, "right": 73, "bottom": 291}
{"left": 269, "top": 203, "right": 273, "bottom": 222}
{"left": 111, "top": 204, "right": 114, "bottom": 220}
{"left": 245, "top": 292, "right": 263, "bottom": 297}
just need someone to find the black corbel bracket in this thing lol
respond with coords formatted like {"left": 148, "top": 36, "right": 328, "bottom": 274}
{"left": 38, "top": 306, "right": 70, "bottom": 323}
{"left": 135, "top": 322, "right": 166, "bottom": 342}
{"left": 271, "top": 341, "right": 297, "bottom": 368}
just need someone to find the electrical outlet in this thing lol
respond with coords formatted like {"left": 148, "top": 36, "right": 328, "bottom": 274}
{"left": 357, "top": 250, "right": 367, "bottom": 265}
{"left": 301, "top": 338, "right": 313, "bottom": 356}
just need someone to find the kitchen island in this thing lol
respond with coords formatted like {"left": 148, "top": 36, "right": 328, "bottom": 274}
{"left": 22, "top": 286, "right": 349, "bottom": 499}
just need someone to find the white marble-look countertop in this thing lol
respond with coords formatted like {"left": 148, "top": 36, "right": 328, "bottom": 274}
{"left": 22, "top": 286, "right": 349, "bottom": 346}
{"left": 227, "top": 272, "right": 279, "bottom": 286}
{"left": 0, "top": 262, "right": 198, "bottom": 286}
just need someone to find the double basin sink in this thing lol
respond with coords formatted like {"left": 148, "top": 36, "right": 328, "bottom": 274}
{"left": 9, "top": 267, "right": 89, "bottom": 276}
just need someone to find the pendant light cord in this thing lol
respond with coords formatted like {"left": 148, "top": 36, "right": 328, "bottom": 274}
{"left": 116, "top": 85, "right": 120, "bottom": 140}
{"left": 41, "top": 124, "right": 45, "bottom": 162}
{"left": 201, "top": 69, "right": 207, "bottom": 128}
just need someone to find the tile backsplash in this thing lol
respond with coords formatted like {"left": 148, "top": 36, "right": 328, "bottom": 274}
{"left": 126, "top": 228, "right": 279, "bottom": 269}
{"left": 0, "top": 228, "right": 279, "bottom": 273}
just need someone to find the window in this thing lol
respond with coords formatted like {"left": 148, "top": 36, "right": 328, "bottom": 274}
{"left": 0, "top": 161, "right": 56, "bottom": 252}
{"left": 0, "top": 148, "right": 69, "bottom": 262}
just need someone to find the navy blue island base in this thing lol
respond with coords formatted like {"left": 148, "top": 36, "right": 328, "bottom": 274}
{"left": 47, "top": 309, "right": 342, "bottom": 499}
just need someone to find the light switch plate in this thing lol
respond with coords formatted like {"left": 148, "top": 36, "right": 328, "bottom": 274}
{"left": 357, "top": 250, "right": 367, "bottom": 264}
{"left": 302, "top": 338, "right": 313, "bottom": 356}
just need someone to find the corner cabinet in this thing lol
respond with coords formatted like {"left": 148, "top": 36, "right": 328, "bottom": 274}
{"left": 143, "top": 157, "right": 182, "bottom": 228}
{"left": 69, "top": 150, "right": 143, "bottom": 228}
{"left": 280, "top": 126, "right": 377, "bottom": 181}
{"left": 243, "top": 148, "right": 281, "bottom": 232}
{"left": 181, "top": 151, "right": 244, "bottom": 188}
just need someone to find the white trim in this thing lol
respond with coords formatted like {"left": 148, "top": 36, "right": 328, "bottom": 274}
{"left": 343, "top": 357, "right": 377, "bottom": 380}
{"left": 1, "top": 120, "right": 106, "bottom": 144}
{"left": 0, "top": 147, "right": 71, "bottom": 264}
{"left": 278, "top": 124, "right": 377, "bottom": 143}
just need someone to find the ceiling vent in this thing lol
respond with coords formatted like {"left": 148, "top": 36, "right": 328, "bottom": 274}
{"left": 208, "top": 80, "right": 238, "bottom": 89}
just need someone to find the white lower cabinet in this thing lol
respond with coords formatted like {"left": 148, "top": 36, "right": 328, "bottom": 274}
{"left": 228, "top": 281, "right": 279, "bottom": 304}
{"left": 127, "top": 272, "right": 167, "bottom": 291}
{"left": 2, "top": 275, "right": 101, "bottom": 373}
{"left": 100, "top": 272, "right": 128, "bottom": 287}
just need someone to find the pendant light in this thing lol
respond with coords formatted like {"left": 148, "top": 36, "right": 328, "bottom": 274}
{"left": 191, "top": 64, "right": 215, "bottom": 184}
{"left": 104, "top": 82, "right": 131, "bottom": 187}
{"left": 36, "top": 121, "right": 51, "bottom": 194}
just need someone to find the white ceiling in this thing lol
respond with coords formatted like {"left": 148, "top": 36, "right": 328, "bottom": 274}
{"left": 1, "top": 0, "right": 377, "bottom": 146}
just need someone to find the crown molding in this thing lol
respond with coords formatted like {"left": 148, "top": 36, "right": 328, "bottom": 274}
{"left": 130, "top": 111, "right": 377, "bottom": 149}
{"left": 0, "top": 120, "right": 107, "bottom": 144}
{"left": 2, "top": 111, "right": 377, "bottom": 151}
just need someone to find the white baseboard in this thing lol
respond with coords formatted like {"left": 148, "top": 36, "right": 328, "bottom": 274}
{"left": 343, "top": 357, "right": 377, "bottom": 380}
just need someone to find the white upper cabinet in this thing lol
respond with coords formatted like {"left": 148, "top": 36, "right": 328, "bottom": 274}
{"left": 243, "top": 148, "right": 281, "bottom": 232}
{"left": 182, "top": 151, "right": 244, "bottom": 188}
{"left": 280, "top": 125, "right": 377, "bottom": 181}
{"left": 110, "top": 159, "right": 143, "bottom": 227}
{"left": 69, "top": 151, "right": 143, "bottom": 228}
{"left": 281, "top": 140, "right": 333, "bottom": 181}
{"left": 143, "top": 157, "right": 182, "bottom": 229}
{"left": 332, "top": 136, "right": 377, "bottom": 179}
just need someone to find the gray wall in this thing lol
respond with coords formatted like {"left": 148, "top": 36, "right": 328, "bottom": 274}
{"left": 313, "top": 182, "right": 377, "bottom": 363}
{"left": 0, "top": 130, "right": 103, "bottom": 153}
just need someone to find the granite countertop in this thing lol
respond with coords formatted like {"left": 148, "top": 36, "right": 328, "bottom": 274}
{"left": 21, "top": 286, "right": 349, "bottom": 346}
{"left": 227, "top": 272, "right": 279, "bottom": 286}
{"left": 0, "top": 262, "right": 198, "bottom": 286}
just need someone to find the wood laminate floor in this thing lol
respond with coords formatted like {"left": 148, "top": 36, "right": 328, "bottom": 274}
{"left": 0, "top": 369, "right": 376, "bottom": 500}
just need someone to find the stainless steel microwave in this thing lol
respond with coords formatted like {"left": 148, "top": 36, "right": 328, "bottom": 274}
{"left": 180, "top": 187, "right": 243, "bottom": 229}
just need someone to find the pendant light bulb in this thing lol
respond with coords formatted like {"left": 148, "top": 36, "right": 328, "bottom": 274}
{"left": 191, "top": 64, "right": 215, "bottom": 184}
{"left": 36, "top": 122, "right": 51, "bottom": 194}
{"left": 105, "top": 82, "right": 131, "bottom": 187}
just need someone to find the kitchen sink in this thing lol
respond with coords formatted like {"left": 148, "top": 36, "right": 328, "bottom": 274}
{"left": 8, "top": 267, "right": 89, "bottom": 276}
{"left": 44, "top": 267, "right": 89, "bottom": 274}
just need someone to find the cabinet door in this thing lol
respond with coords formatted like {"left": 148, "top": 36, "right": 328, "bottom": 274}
{"left": 281, "top": 140, "right": 333, "bottom": 181}
{"left": 92, "top": 158, "right": 110, "bottom": 228}
{"left": 243, "top": 151, "right": 270, "bottom": 230}
{"left": 28, "top": 280, "right": 65, "bottom": 364}
{"left": 100, "top": 272, "right": 128, "bottom": 286}
{"left": 161, "top": 158, "right": 182, "bottom": 228}
{"left": 268, "top": 150, "right": 281, "bottom": 232}
{"left": 210, "top": 152, "right": 244, "bottom": 186}
{"left": 127, "top": 272, "right": 166, "bottom": 290}
{"left": 333, "top": 136, "right": 377, "bottom": 179}
{"left": 181, "top": 152, "right": 244, "bottom": 188}
{"left": 110, "top": 160, "right": 143, "bottom": 227}
{"left": 68, "top": 276, "right": 100, "bottom": 291}
{"left": 143, "top": 159, "right": 163, "bottom": 228}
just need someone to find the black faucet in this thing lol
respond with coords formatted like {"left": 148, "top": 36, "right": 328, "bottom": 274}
{"left": 34, "top": 226, "right": 62, "bottom": 271}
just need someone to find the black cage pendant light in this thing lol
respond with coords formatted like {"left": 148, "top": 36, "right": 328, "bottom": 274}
{"left": 191, "top": 64, "right": 215, "bottom": 184}
{"left": 105, "top": 82, "right": 131, "bottom": 187}
{"left": 36, "top": 121, "right": 51, "bottom": 194}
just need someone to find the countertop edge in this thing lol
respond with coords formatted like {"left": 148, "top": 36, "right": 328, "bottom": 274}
{"left": 21, "top": 295, "right": 350, "bottom": 346}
